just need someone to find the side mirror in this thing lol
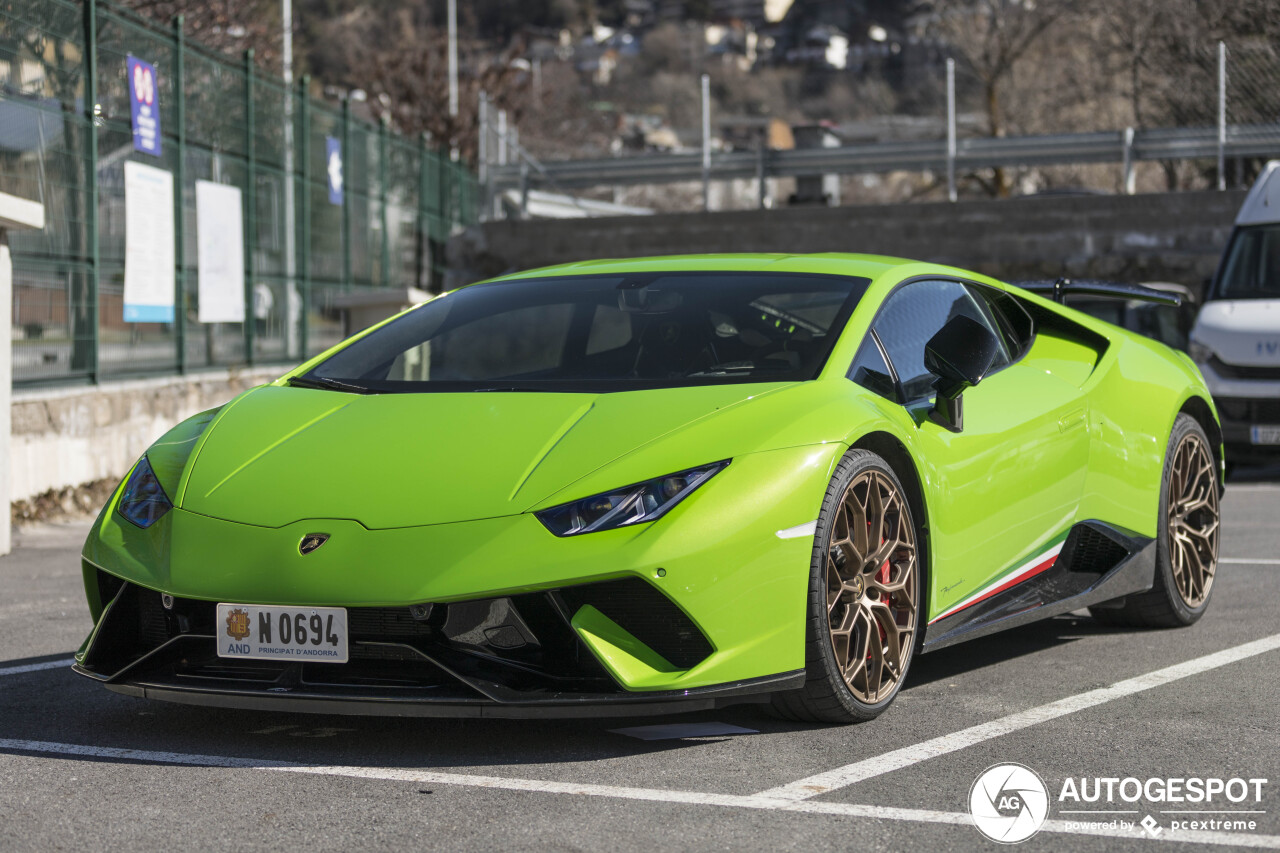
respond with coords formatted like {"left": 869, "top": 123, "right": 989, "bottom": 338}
{"left": 923, "top": 315, "right": 1002, "bottom": 433}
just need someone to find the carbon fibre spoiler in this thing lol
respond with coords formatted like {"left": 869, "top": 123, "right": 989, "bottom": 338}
{"left": 1012, "top": 278, "right": 1183, "bottom": 307}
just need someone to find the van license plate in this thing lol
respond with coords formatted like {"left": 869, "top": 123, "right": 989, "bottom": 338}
{"left": 1251, "top": 426, "right": 1280, "bottom": 445}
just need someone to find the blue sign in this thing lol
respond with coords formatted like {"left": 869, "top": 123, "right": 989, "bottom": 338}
{"left": 124, "top": 304, "right": 176, "bottom": 323}
{"left": 127, "top": 56, "right": 162, "bottom": 156}
{"left": 326, "top": 136, "right": 343, "bottom": 205}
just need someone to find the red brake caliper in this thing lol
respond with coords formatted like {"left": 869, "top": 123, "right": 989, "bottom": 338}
{"left": 876, "top": 552, "right": 890, "bottom": 646}
{"left": 868, "top": 519, "right": 890, "bottom": 660}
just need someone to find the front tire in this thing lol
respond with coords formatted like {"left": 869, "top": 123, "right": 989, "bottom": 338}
{"left": 1091, "top": 414, "right": 1220, "bottom": 628}
{"left": 771, "top": 449, "right": 922, "bottom": 724}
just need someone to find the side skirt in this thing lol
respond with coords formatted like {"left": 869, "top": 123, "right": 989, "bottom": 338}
{"left": 921, "top": 522, "right": 1156, "bottom": 652}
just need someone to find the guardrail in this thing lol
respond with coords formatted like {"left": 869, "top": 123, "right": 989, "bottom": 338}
{"left": 487, "top": 123, "right": 1280, "bottom": 193}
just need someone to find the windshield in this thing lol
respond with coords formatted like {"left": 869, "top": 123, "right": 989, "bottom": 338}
{"left": 303, "top": 272, "right": 869, "bottom": 393}
{"left": 1213, "top": 225, "right": 1280, "bottom": 301}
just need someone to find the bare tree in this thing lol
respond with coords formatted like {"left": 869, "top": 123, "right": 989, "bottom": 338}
{"left": 919, "top": 0, "right": 1081, "bottom": 196}
{"left": 1094, "top": 0, "right": 1280, "bottom": 189}
{"left": 121, "top": 0, "right": 288, "bottom": 73}
{"left": 314, "top": 6, "right": 532, "bottom": 162}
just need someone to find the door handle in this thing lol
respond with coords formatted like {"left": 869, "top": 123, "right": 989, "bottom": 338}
{"left": 1058, "top": 407, "right": 1087, "bottom": 433}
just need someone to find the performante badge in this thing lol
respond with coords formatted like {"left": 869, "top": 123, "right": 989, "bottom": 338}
{"left": 224, "top": 608, "right": 251, "bottom": 641}
{"left": 299, "top": 533, "right": 330, "bottom": 555}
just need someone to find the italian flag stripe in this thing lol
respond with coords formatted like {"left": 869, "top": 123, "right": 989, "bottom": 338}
{"left": 930, "top": 537, "right": 1068, "bottom": 624}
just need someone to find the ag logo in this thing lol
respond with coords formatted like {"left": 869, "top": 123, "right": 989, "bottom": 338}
{"left": 224, "top": 608, "right": 251, "bottom": 641}
{"left": 299, "top": 532, "right": 330, "bottom": 555}
{"left": 969, "top": 763, "right": 1050, "bottom": 844}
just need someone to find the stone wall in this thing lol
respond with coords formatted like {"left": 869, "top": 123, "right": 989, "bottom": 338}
{"left": 10, "top": 366, "right": 286, "bottom": 502}
{"left": 449, "top": 190, "right": 1247, "bottom": 291}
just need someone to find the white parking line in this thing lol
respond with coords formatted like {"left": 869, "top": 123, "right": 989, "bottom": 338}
{"left": 755, "top": 632, "right": 1280, "bottom": 802}
{"left": 0, "top": 738, "right": 1276, "bottom": 848}
{"left": 1221, "top": 558, "right": 1280, "bottom": 565}
{"left": 0, "top": 659, "right": 74, "bottom": 678}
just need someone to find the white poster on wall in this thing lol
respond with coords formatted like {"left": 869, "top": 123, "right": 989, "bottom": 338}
{"left": 122, "top": 160, "right": 175, "bottom": 323}
{"left": 196, "top": 180, "right": 245, "bottom": 323}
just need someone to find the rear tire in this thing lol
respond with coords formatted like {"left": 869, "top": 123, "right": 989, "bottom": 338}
{"left": 771, "top": 449, "right": 922, "bottom": 724}
{"left": 1089, "top": 414, "right": 1219, "bottom": 628}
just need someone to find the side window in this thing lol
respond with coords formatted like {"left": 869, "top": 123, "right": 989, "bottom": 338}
{"left": 848, "top": 336, "right": 898, "bottom": 402}
{"left": 872, "top": 280, "right": 1012, "bottom": 404}
{"left": 978, "top": 286, "right": 1035, "bottom": 359}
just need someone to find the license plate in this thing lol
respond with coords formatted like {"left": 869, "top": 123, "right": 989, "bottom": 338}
{"left": 216, "top": 603, "right": 348, "bottom": 663}
{"left": 1252, "top": 426, "right": 1280, "bottom": 445}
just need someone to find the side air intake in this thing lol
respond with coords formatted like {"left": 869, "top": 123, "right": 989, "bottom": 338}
{"left": 560, "top": 577, "right": 714, "bottom": 669}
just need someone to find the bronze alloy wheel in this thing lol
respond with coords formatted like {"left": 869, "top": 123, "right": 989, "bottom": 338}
{"left": 825, "top": 469, "right": 918, "bottom": 705}
{"left": 1088, "top": 414, "right": 1218, "bottom": 629}
{"left": 1166, "top": 430, "right": 1219, "bottom": 608}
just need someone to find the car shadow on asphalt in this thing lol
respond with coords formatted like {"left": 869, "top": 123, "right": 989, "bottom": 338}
{"left": 0, "top": 606, "right": 1205, "bottom": 761}
{"left": 904, "top": 612, "right": 1143, "bottom": 690}
{"left": 0, "top": 614, "right": 1147, "bottom": 762}
{"left": 0, "top": 663, "right": 766, "bottom": 765}
{"left": 0, "top": 617, "right": 1124, "bottom": 766}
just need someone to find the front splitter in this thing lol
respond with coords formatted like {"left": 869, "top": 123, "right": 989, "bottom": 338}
{"left": 86, "top": 667, "right": 805, "bottom": 719}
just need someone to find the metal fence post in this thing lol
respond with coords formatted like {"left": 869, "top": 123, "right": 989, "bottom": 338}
{"left": 497, "top": 110, "right": 508, "bottom": 166}
{"left": 1218, "top": 41, "right": 1227, "bottom": 191}
{"left": 173, "top": 15, "right": 187, "bottom": 373}
{"left": 946, "top": 58, "right": 957, "bottom": 203}
{"left": 341, "top": 95, "right": 352, "bottom": 291}
{"left": 83, "top": 0, "right": 100, "bottom": 383}
{"left": 495, "top": 109, "right": 508, "bottom": 218}
{"left": 282, "top": 27, "right": 297, "bottom": 360}
{"left": 447, "top": 0, "right": 458, "bottom": 119}
{"left": 243, "top": 49, "right": 256, "bottom": 364}
{"left": 756, "top": 129, "right": 767, "bottom": 210}
{"left": 379, "top": 114, "right": 390, "bottom": 287}
{"left": 298, "top": 75, "right": 311, "bottom": 358}
{"left": 417, "top": 130, "right": 429, "bottom": 289}
{"left": 477, "top": 91, "right": 489, "bottom": 222}
{"left": 519, "top": 162, "right": 530, "bottom": 219}
{"left": 700, "top": 73, "right": 711, "bottom": 212}
{"left": 1121, "top": 126, "right": 1135, "bottom": 195}
{"left": 438, "top": 145, "right": 449, "bottom": 261}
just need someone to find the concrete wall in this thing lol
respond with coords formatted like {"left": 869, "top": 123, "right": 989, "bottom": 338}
{"left": 450, "top": 190, "right": 1247, "bottom": 289}
{"left": 10, "top": 366, "right": 286, "bottom": 502}
{"left": 1, "top": 242, "right": 11, "bottom": 552}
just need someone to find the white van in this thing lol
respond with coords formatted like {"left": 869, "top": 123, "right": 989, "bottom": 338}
{"left": 1190, "top": 161, "right": 1280, "bottom": 466}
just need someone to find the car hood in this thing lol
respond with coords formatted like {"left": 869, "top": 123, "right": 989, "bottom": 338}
{"left": 1193, "top": 299, "right": 1280, "bottom": 365}
{"left": 178, "top": 383, "right": 792, "bottom": 529}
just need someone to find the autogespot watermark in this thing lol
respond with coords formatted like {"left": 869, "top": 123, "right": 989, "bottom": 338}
{"left": 967, "top": 765, "right": 1269, "bottom": 843}
{"left": 969, "top": 764, "right": 1051, "bottom": 843}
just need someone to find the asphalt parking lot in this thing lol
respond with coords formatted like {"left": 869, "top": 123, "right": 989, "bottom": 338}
{"left": 1, "top": 478, "right": 1278, "bottom": 852}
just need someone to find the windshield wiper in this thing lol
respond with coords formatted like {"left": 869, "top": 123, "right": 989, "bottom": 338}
{"left": 286, "top": 375, "right": 375, "bottom": 394}
{"left": 472, "top": 386, "right": 548, "bottom": 392}
{"left": 686, "top": 362, "right": 757, "bottom": 377}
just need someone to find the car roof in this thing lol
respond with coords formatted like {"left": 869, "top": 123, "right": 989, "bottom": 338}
{"left": 1236, "top": 160, "right": 1280, "bottom": 225}
{"left": 487, "top": 253, "right": 921, "bottom": 283}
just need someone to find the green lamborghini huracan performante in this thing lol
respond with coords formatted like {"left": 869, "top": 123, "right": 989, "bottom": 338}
{"left": 76, "top": 255, "right": 1224, "bottom": 723}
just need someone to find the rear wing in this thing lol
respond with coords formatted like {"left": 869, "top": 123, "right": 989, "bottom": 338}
{"left": 1012, "top": 278, "right": 1182, "bottom": 307}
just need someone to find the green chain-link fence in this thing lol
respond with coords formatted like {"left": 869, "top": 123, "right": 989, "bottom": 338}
{"left": 1, "top": 0, "right": 478, "bottom": 386}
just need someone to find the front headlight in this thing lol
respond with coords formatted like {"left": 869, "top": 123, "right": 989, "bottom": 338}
{"left": 535, "top": 461, "right": 729, "bottom": 537}
{"left": 1188, "top": 338, "right": 1214, "bottom": 364}
{"left": 117, "top": 456, "right": 173, "bottom": 528}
